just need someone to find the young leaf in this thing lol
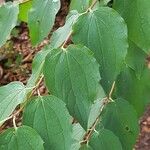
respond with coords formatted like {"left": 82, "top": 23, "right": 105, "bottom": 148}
{"left": 0, "top": 126, "right": 44, "bottom": 150}
{"left": 126, "top": 41, "right": 147, "bottom": 79}
{"left": 113, "top": 0, "right": 150, "bottom": 53}
{"left": 89, "top": 129, "right": 122, "bottom": 150}
{"left": 116, "top": 66, "right": 150, "bottom": 117}
{"left": 27, "top": 46, "right": 51, "bottom": 87}
{"left": 0, "top": 82, "right": 27, "bottom": 123}
{"left": 50, "top": 10, "right": 79, "bottom": 48}
{"left": 19, "top": 0, "right": 32, "bottom": 22}
{"left": 28, "top": 0, "right": 60, "bottom": 45}
{"left": 69, "top": 0, "right": 91, "bottom": 13}
{"left": 101, "top": 98, "right": 139, "bottom": 150}
{"left": 72, "top": 7, "right": 128, "bottom": 94}
{"left": 43, "top": 45, "right": 103, "bottom": 129}
{"left": 23, "top": 95, "right": 72, "bottom": 150}
{"left": 0, "top": 2, "right": 19, "bottom": 47}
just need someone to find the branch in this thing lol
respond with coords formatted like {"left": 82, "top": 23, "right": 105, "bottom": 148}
{"left": 81, "top": 118, "right": 100, "bottom": 144}
{"left": 61, "top": 31, "right": 72, "bottom": 49}
{"left": 80, "top": 81, "right": 116, "bottom": 144}
{"left": 13, "top": 116, "right": 17, "bottom": 130}
{"left": 81, "top": 97, "right": 108, "bottom": 144}
{"left": 89, "top": 0, "right": 98, "bottom": 10}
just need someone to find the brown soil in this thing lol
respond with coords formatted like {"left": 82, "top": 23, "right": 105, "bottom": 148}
{"left": 0, "top": 0, "right": 150, "bottom": 149}
{"left": 136, "top": 107, "right": 150, "bottom": 150}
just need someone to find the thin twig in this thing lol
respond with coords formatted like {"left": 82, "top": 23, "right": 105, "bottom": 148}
{"left": 108, "top": 81, "right": 115, "bottom": 99}
{"left": 82, "top": 118, "right": 100, "bottom": 144}
{"left": 89, "top": 0, "right": 98, "bottom": 10}
{"left": 30, "top": 75, "right": 44, "bottom": 96}
{"left": 81, "top": 97, "right": 108, "bottom": 144}
{"left": 61, "top": 31, "right": 72, "bottom": 49}
{"left": 80, "top": 80, "right": 116, "bottom": 144}
{"left": 81, "top": 81, "right": 115, "bottom": 144}
{"left": 13, "top": 116, "right": 17, "bottom": 130}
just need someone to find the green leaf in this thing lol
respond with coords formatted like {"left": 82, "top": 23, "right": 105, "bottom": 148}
{"left": 70, "top": 0, "right": 91, "bottom": 13}
{"left": 43, "top": 45, "right": 103, "bottom": 129}
{"left": 93, "top": 129, "right": 122, "bottom": 149}
{"left": 28, "top": 0, "right": 60, "bottom": 45}
{"left": 23, "top": 95, "right": 72, "bottom": 150}
{"left": 99, "top": 0, "right": 111, "bottom": 6}
{"left": 101, "top": 98, "right": 139, "bottom": 150}
{"left": 71, "top": 143, "right": 81, "bottom": 150}
{"left": 0, "top": 2, "right": 19, "bottom": 47}
{"left": 27, "top": 46, "right": 51, "bottom": 87}
{"left": 116, "top": 66, "right": 150, "bottom": 117}
{"left": 88, "top": 97, "right": 105, "bottom": 128}
{"left": 71, "top": 123, "right": 86, "bottom": 150}
{"left": 72, "top": 7, "right": 128, "bottom": 94}
{"left": 79, "top": 145, "right": 93, "bottom": 150}
{"left": 0, "top": 82, "right": 27, "bottom": 123}
{"left": 113, "top": 0, "right": 150, "bottom": 53}
{"left": 0, "top": 126, "right": 44, "bottom": 150}
{"left": 19, "top": 0, "right": 32, "bottom": 22}
{"left": 89, "top": 129, "right": 122, "bottom": 150}
{"left": 50, "top": 10, "right": 79, "bottom": 48}
{"left": 72, "top": 123, "right": 85, "bottom": 142}
{"left": 126, "top": 41, "right": 147, "bottom": 79}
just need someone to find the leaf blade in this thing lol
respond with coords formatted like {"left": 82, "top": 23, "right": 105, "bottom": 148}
{"left": 43, "top": 45, "right": 104, "bottom": 129}
{"left": 126, "top": 41, "right": 147, "bottom": 79}
{"left": 23, "top": 95, "right": 72, "bottom": 150}
{"left": 50, "top": 10, "right": 79, "bottom": 48}
{"left": 0, "top": 82, "right": 27, "bottom": 123}
{"left": 70, "top": 0, "right": 91, "bottom": 13}
{"left": 72, "top": 7, "right": 128, "bottom": 93}
{"left": 28, "top": 0, "right": 60, "bottom": 45}
{"left": 0, "top": 2, "right": 19, "bottom": 47}
{"left": 27, "top": 46, "right": 51, "bottom": 87}
{"left": 101, "top": 98, "right": 139, "bottom": 150}
{"left": 0, "top": 126, "right": 44, "bottom": 150}
{"left": 89, "top": 129, "right": 122, "bottom": 150}
{"left": 116, "top": 66, "right": 150, "bottom": 116}
{"left": 113, "top": 0, "right": 150, "bottom": 53}
{"left": 19, "top": 0, "right": 32, "bottom": 22}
